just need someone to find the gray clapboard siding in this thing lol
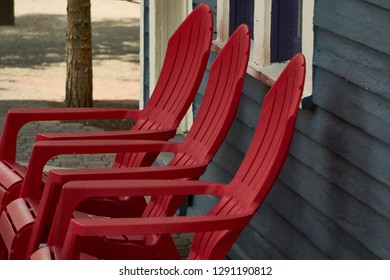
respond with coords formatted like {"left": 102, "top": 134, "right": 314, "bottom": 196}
{"left": 235, "top": 94, "right": 262, "bottom": 129}
{"left": 315, "top": 0, "right": 390, "bottom": 56}
{"left": 187, "top": 193, "right": 219, "bottom": 216}
{"left": 296, "top": 108, "right": 390, "bottom": 186}
{"left": 210, "top": 141, "right": 244, "bottom": 177}
{"left": 308, "top": 0, "right": 390, "bottom": 259}
{"left": 361, "top": 0, "right": 390, "bottom": 10}
{"left": 200, "top": 162, "right": 233, "bottom": 184}
{"left": 224, "top": 119, "right": 255, "bottom": 155}
{"left": 192, "top": 52, "right": 215, "bottom": 114}
{"left": 242, "top": 72, "right": 270, "bottom": 104}
{"left": 290, "top": 130, "right": 390, "bottom": 220}
{"left": 313, "top": 68, "right": 390, "bottom": 145}
{"left": 231, "top": 227, "right": 287, "bottom": 260}
{"left": 314, "top": 28, "right": 390, "bottom": 102}
{"left": 279, "top": 144, "right": 390, "bottom": 259}
{"left": 268, "top": 175, "right": 379, "bottom": 259}
{"left": 143, "top": 1, "right": 150, "bottom": 103}
{"left": 248, "top": 203, "right": 329, "bottom": 259}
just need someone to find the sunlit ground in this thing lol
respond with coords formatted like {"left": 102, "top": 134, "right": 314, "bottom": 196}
{"left": 0, "top": 0, "right": 140, "bottom": 101}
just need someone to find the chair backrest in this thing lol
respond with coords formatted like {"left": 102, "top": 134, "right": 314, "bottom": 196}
{"left": 143, "top": 24, "right": 251, "bottom": 217}
{"left": 188, "top": 53, "right": 306, "bottom": 259}
{"left": 172, "top": 24, "right": 250, "bottom": 167}
{"left": 114, "top": 3, "right": 213, "bottom": 168}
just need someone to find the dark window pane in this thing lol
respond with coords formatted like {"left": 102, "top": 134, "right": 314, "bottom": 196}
{"left": 229, "top": 0, "right": 254, "bottom": 38}
{"left": 271, "top": 0, "right": 302, "bottom": 62}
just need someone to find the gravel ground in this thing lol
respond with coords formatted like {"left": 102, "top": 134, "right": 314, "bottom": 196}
{"left": 0, "top": 0, "right": 141, "bottom": 101}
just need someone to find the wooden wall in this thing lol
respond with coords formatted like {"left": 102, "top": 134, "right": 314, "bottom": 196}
{"left": 187, "top": 0, "right": 390, "bottom": 259}
{"left": 142, "top": 0, "right": 150, "bottom": 105}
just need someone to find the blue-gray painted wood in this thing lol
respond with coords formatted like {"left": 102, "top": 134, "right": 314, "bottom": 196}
{"left": 278, "top": 148, "right": 390, "bottom": 259}
{"left": 299, "top": 0, "right": 390, "bottom": 259}
{"left": 224, "top": 119, "right": 255, "bottom": 155}
{"left": 314, "top": 28, "right": 390, "bottom": 101}
{"left": 313, "top": 68, "right": 390, "bottom": 145}
{"left": 296, "top": 108, "right": 390, "bottom": 186}
{"left": 290, "top": 130, "right": 390, "bottom": 220}
{"left": 275, "top": 157, "right": 381, "bottom": 259}
{"left": 242, "top": 73, "right": 269, "bottom": 104}
{"left": 234, "top": 94, "right": 261, "bottom": 129}
{"left": 315, "top": 0, "right": 390, "bottom": 56}
{"left": 230, "top": 227, "right": 287, "bottom": 260}
{"left": 200, "top": 162, "right": 233, "bottom": 184}
{"left": 248, "top": 203, "right": 330, "bottom": 259}
{"left": 210, "top": 141, "right": 244, "bottom": 177}
{"left": 143, "top": 2, "right": 150, "bottom": 103}
{"left": 186, "top": 194, "right": 218, "bottom": 216}
{"left": 361, "top": 0, "right": 390, "bottom": 10}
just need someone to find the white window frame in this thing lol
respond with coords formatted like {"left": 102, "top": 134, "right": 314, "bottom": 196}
{"left": 215, "top": 0, "right": 313, "bottom": 100}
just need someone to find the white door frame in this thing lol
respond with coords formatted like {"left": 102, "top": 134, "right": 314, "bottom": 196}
{"left": 140, "top": 0, "right": 193, "bottom": 133}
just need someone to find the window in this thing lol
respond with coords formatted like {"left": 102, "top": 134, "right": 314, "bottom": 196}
{"left": 271, "top": 0, "right": 302, "bottom": 62}
{"left": 229, "top": 0, "right": 302, "bottom": 63}
{"left": 229, "top": 0, "right": 254, "bottom": 39}
{"left": 215, "top": 0, "right": 313, "bottom": 99}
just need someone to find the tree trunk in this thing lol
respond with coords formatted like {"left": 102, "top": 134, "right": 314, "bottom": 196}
{"left": 0, "top": 0, "right": 15, "bottom": 26}
{"left": 65, "top": 0, "right": 93, "bottom": 107}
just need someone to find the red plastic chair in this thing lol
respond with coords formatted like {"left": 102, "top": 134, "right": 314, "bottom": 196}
{"left": 0, "top": 25, "right": 251, "bottom": 259}
{"left": 0, "top": 3, "right": 213, "bottom": 210}
{"left": 30, "top": 53, "right": 306, "bottom": 260}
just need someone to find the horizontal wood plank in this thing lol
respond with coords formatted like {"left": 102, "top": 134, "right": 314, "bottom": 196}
{"left": 314, "top": 28, "right": 390, "bottom": 101}
{"left": 277, "top": 151, "right": 390, "bottom": 258}
{"left": 230, "top": 226, "right": 287, "bottom": 259}
{"left": 290, "top": 130, "right": 390, "bottom": 219}
{"left": 296, "top": 108, "right": 390, "bottom": 186}
{"left": 275, "top": 161, "right": 380, "bottom": 259}
{"left": 248, "top": 202, "right": 329, "bottom": 259}
{"left": 360, "top": 0, "right": 390, "bottom": 10}
{"left": 315, "top": 0, "right": 390, "bottom": 55}
{"left": 313, "top": 68, "right": 390, "bottom": 145}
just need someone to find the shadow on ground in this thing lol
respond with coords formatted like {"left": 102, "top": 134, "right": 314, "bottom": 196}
{"left": 0, "top": 14, "right": 140, "bottom": 68}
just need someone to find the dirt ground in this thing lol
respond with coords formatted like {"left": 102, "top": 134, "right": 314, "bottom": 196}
{"left": 0, "top": 0, "right": 141, "bottom": 102}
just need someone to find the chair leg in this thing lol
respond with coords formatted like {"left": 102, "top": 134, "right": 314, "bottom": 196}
{"left": 0, "top": 237, "right": 8, "bottom": 260}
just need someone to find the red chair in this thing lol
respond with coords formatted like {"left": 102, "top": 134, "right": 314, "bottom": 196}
{"left": 31, "top": 53, "right": 306, "bottom": 260}
{"left": 0, "top": 25, "right": 251, "bottom": 259}
{"left": 0, "top": 3, "right": 213, "bottom": 210}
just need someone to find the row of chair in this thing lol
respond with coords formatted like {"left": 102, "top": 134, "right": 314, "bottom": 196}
{"left": 0, "top": 3, "right": 305, "bottom": 259}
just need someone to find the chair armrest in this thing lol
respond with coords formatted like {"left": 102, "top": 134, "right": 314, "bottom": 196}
{"left": 35, "top": 127, "right": 176, "bottom": 142}
{"left": 26, "top": 164, "right": 207, "bottom": 252}
{"left": 22, "top": 139, "right": 182, "bottom": 198}
{"left": 61, "top": 213, "right": 251, "bottom": 259}
{"left": 0, "top": 107, "right": 141, "bottom": 162}
{"left": 48, "top": 164, "right": 208, "bottom": 185}
{"left": 73, "top": 214, "right": 250, "bottom": 236}
{"left": 62, "top": 179, "right": 224, "bottom": 201}
{"left": 26, "top": 164, "right": 209, "bottom": 255}
{"left": 48, "top": 179, "right": 226, "bottom": 247}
